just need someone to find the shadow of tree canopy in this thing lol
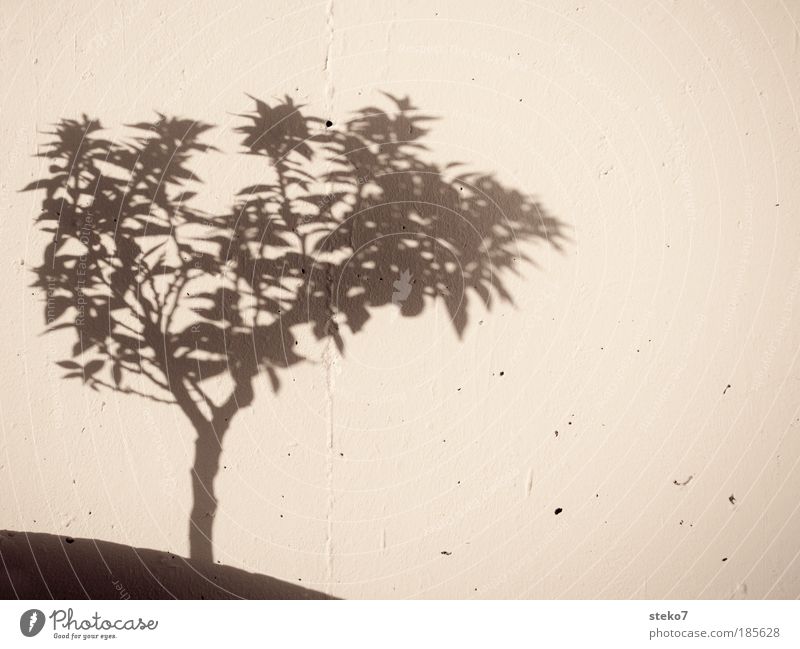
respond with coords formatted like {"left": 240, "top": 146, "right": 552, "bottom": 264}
{"left": 25, "top": 93, "right": 566, "bottom": 564}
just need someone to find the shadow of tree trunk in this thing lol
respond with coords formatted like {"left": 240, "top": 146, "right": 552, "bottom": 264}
{"left": 173, "top": 373, "right": 254, "bottom": 561}
{"left": 188, "top": 425, "right": 224, "bottom": 563}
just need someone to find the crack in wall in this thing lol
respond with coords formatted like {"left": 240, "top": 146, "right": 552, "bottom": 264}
{"left": 322, "top": 0, "right": 336, "bottom": 596}
{"left": 323, "top": 0, "right": 335, "bottom": 109}
{"left": 321, "top": 334, "right": 338, "bottom": 594}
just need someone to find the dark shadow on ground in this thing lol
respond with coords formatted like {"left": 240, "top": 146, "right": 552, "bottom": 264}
{"left": 0, "top": 530, "right": 331, "bottom": 599}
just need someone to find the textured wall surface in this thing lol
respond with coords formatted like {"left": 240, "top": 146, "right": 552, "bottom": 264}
{"left": 1, "top": 0, "right": 800, "bottom": 599}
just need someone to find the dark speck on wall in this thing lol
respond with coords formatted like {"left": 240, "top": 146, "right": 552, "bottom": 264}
{"left": 64, "top": 537, "right": 74, "bottom": 544}
{"left": 441, "top": 551, "right": 452, "bottom": 556}
{"left": 325, "top": 120, "right": 333, "bottom": 127}
{"left": 723, "top": 384, "right": 731, "bottom": 395}
{"left": 722, "top": 557, "right": 728, "bottom": 562}
{"left": 554, "top": 507, "right": 563, "bottom": 515}
{"left": 729, "top": 494, "right": 736, "bottom": 505}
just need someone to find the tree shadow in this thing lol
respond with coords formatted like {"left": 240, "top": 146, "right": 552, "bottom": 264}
{"left": 24, "top": 93, "right": 567, "bottom": 566}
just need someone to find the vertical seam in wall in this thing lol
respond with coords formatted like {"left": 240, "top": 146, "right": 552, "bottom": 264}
{"left": 322, "top": 341, "right": 335, "bottom": 594}
{"left": 324, "top": 0, "right": 335, "bottom": 107}
{"left": 322, "top": 0, "right": 335, "bottom": 595}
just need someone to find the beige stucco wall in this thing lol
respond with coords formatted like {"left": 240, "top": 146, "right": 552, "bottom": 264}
{"left": 2, "top": 0, "right": 800, "bottom": 598}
